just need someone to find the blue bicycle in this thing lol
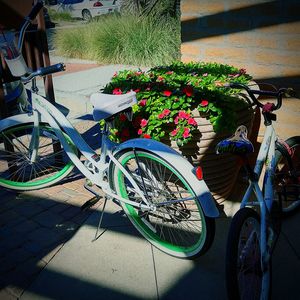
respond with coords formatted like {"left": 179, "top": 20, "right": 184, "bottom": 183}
{"left": 218, "top": 83, "right": 300, "bottom": 300}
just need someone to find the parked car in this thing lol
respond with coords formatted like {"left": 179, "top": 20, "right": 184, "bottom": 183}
{"left": 52, "top": 0, "right": 120, "bottom": 21}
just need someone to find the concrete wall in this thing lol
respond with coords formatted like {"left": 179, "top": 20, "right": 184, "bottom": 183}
{"left": 181, "top": 0, "right": 300, "bottom": 91}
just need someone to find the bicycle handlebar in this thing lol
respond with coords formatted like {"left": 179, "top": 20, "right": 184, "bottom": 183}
{"left": 21, "top": 63, "right": 66, "bottom": 82}
{"left": 225, "top": 82, "right": 289, "bottom": 111}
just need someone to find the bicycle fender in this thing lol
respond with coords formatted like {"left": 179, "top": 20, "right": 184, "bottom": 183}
{"left": 113, "top": 138, "right": 219, "bottom": 218}
{"left": 0, "top": 113, "right": 48, "bottom": 131}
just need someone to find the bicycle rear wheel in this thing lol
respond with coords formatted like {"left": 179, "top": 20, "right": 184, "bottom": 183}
{"left": 274, "top": 136, "right": 300, "bottom": 216}
{"left": 226, "top": 207, "right": 270, "bottom": 300}
{"left": 0, "top": 123, "right": 76, "bottom": 190}
{"left": 110, "top": 149, "right": 215, "bottom": 258}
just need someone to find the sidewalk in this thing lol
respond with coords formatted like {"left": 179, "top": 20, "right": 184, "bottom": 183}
{"left": 0, "top": 60, "right": 299, "bottom": 299}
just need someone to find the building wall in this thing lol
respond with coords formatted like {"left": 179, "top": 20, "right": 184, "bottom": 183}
{"left": 181, "top": 0, "right": 300, "bottom": 91}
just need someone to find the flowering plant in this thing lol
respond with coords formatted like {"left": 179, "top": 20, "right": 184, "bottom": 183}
{"left": 102, "top": 61, "right": 252, "bottom": 146}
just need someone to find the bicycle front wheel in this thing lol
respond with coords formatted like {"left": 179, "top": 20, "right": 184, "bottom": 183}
{"left": 0, "top": 123, "right": 76, "bottom": 190}
{"left": 110, "top": 149, "right": 215, "bottom": 258}
{"left": 274, "top": 136, "right": 300, "bottom": 215}
{"left": 226, "top": 207, "right": 270, "bottom": 300}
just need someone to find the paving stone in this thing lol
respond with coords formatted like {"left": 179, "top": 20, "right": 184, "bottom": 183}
{"left": 1, "top": 232, "right": 28, "bottom": 250}
{"left": 0, "top": 210, "right": 21, "bottom": 227}
{"left": 0, "top": 288, "right": 16, "bottom": 300}
{"left": 59, "top": 205, "right": 82, "bottom": 219}
{"left": 62, "top": 188, "right": 81, "bottom": 197}
{"left": 11, "top": 220, "right": 39, "bottom": 234}
{"left": 14, "top": 202, "right": 45, "bottom": 218}
{"left": 49, "top": 202, "right": 70, "bottom": 214}
{"left": 5, "top": 247, "right": 34, "bottom": 265}
{"left": 28, "top": 227, "right": 66, "bottom": 248}
{"left": 32, "top": 211, "right": 65, "bottom": 228}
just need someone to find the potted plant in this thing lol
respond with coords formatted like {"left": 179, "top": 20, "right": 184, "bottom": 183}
{"left": 102, "top": 61, "right": 258, "bottom": 202}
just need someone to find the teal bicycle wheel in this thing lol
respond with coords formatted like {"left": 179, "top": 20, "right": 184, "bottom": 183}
{"left": 0, "top": 123, "right": 76, "bottom": 190}
{"left": 110, "top": 149, "right": 215, "bottom": 258}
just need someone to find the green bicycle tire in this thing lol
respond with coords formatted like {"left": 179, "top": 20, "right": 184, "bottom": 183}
{"left": 110, "top": 149, "right": 215, "bottom": 258}
{"left": 0, "top": 123, "right": 76, "bottom": 190}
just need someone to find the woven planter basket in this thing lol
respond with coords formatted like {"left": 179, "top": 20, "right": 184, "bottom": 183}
{"left": 162, "top": 102, "right": 260, "bottom": 203}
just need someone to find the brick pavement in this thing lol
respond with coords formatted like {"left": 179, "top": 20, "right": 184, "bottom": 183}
{"left": 0, "top": 119, "right": 103, "bottom": 299}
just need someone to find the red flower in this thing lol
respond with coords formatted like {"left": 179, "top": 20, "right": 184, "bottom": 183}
{"left": 178, "top": 111, "right": 190, "bottom": 119}
{"left": 140, "top": 119, "right": 148, "bottom": 128}
{"left": 239, "top": 68, "right": 247, "bottom": 75}
{"left": 188, "top": 117, "right": 197, "bottom": 126}
{"left": 157, "top": 76, "right": 164, "bottom": 82}
{"left": 183, "top": 127, "right": 190, "bottom": 138}
{"left": 113, "top": 88, "right": 122, "bottom": 95}
{"left": 138, "top": 129, "right": 143, "bottom": 135}
{"left": 134, "top": 88, "right": 140, "bottom": 93}
{"left": 119, "top": 114, "right": 127, "bottom": 122}
{"left": 135, "top": 71, "right": 142, "bottom": 76}
{"left": 139, "top": 99, "right": 147, "bottom": 106}
{"left": 163, "top": 90, "right": 172, "bottom": 97}
{"left": 182, "top": 86, "right": 193, "bottom": 97}
{"left": 143, "top": 134, "right": 151, "bottom": 139}
{"left": 158, "top": 113, "right": 165, "bottom": 119}
{"left": 170, "top": 128, "right": 179, "bottom": 136}
{"left": 166, "top": 71, "right": 174, "bottom": 75}
{"left": 200, "top": 100, "right": 209, "bottom": 107}
{"left": 162, "top": 109, "right": 170, "bottom": 116}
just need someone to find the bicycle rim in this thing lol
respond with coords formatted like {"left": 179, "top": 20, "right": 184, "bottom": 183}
{"left": 275, "top": 136, "right": 300, "bottom": 215}
{"left": 0, "top": 123, "right": 75, "bottom": 190}
{"left": 226, "top": 208, "right": 269, "bottom": 300}
{"left": 111, "top": 150, "right": 212, "bottom": 258}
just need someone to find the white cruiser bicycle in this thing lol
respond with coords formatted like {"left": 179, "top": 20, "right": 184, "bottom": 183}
{"left": 0, "top": 2, "right": 219, "bottom": 258}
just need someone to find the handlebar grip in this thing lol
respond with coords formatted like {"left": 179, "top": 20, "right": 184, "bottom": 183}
{"left": 38, "top": 63, "right": 66, "bottom": 77}
{"left": 28, "top": 1, "right": 44, "bottom": 21}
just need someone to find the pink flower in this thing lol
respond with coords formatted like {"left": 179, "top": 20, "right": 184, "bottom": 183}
{"left": 188, "top": 117, "right": 197, "bottom": 126}
{"left": 162, "top": 109, "right": 170, "bottom": 116}
{"left": 203, "top": 73, "right": 208, "bottom": 77}
{"left": 113, "top": 88, "right": 122, "bottom": 95}
{"left": 143, "top": 134, "right": 151, "bottom": 139}
{"left": 157, "top": 76, "right": 164, "bottom": 82}
{"left": 200, "top": 100, "right": 209, "bottom": 107}
{"left": 139, "top": 99, "right": 147, "bottom": 106}
{"left": 135, "top": 71, "right": 142, "bottom": 76}
{"left": 163, "top": 90, "right": 172, "bottom": 97}
{"left": 170, "top": 128, "right": 179, "bottom": 136}
{"left": 174, "top": 116, "right": 179, "bottom": 124}
{"left": 166, "top": 71, "right": 174, "bottom": 75}
{"left": 140, "top": 119, "right": 148, "bottom": 128}
{"left": 182, "top": 86, "right": 193, "bottom": 97}
{"left": 113, "top": 72, "right": 118, "bottom": 77}
{"left": 183, "top": 128, "right": 190, "bottom": 138}
{"left": 134, "top": 89, "right": 140, "bottom": 93}
{"left": 158, "top": 109, "right": 171, "bottom": 119}
{"left": 138, "top": 129, "right": 143, "bottom": 135}
{"left": 178, "top": 111, "right": 190, "bottom": 119}
{"left": 239, "top": 68, "right": 247, "bottom": 75}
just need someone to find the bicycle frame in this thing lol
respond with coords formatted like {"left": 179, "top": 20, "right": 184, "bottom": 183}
{"left": 30, "top": 91, "right": 156, "bottom": 210}
{"left": 240, "top": 124, "right": 277, "bottom": 298}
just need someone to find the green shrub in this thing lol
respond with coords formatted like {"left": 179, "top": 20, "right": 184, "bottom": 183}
{"left": 54, "top": 14, "right": 180, "bottom": 66}
{"left": 48, "top": 8, "right": 73, "bottom": 22}
{"left": 102, "top": 61, "right": 252, "bottom": 146}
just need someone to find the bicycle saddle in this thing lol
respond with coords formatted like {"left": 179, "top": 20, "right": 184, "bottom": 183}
{"left": 216, "top": 125, "right": 254, "bottom": 155}
{"left": 91, "top": 91, "right": 137, "bottom": 121}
